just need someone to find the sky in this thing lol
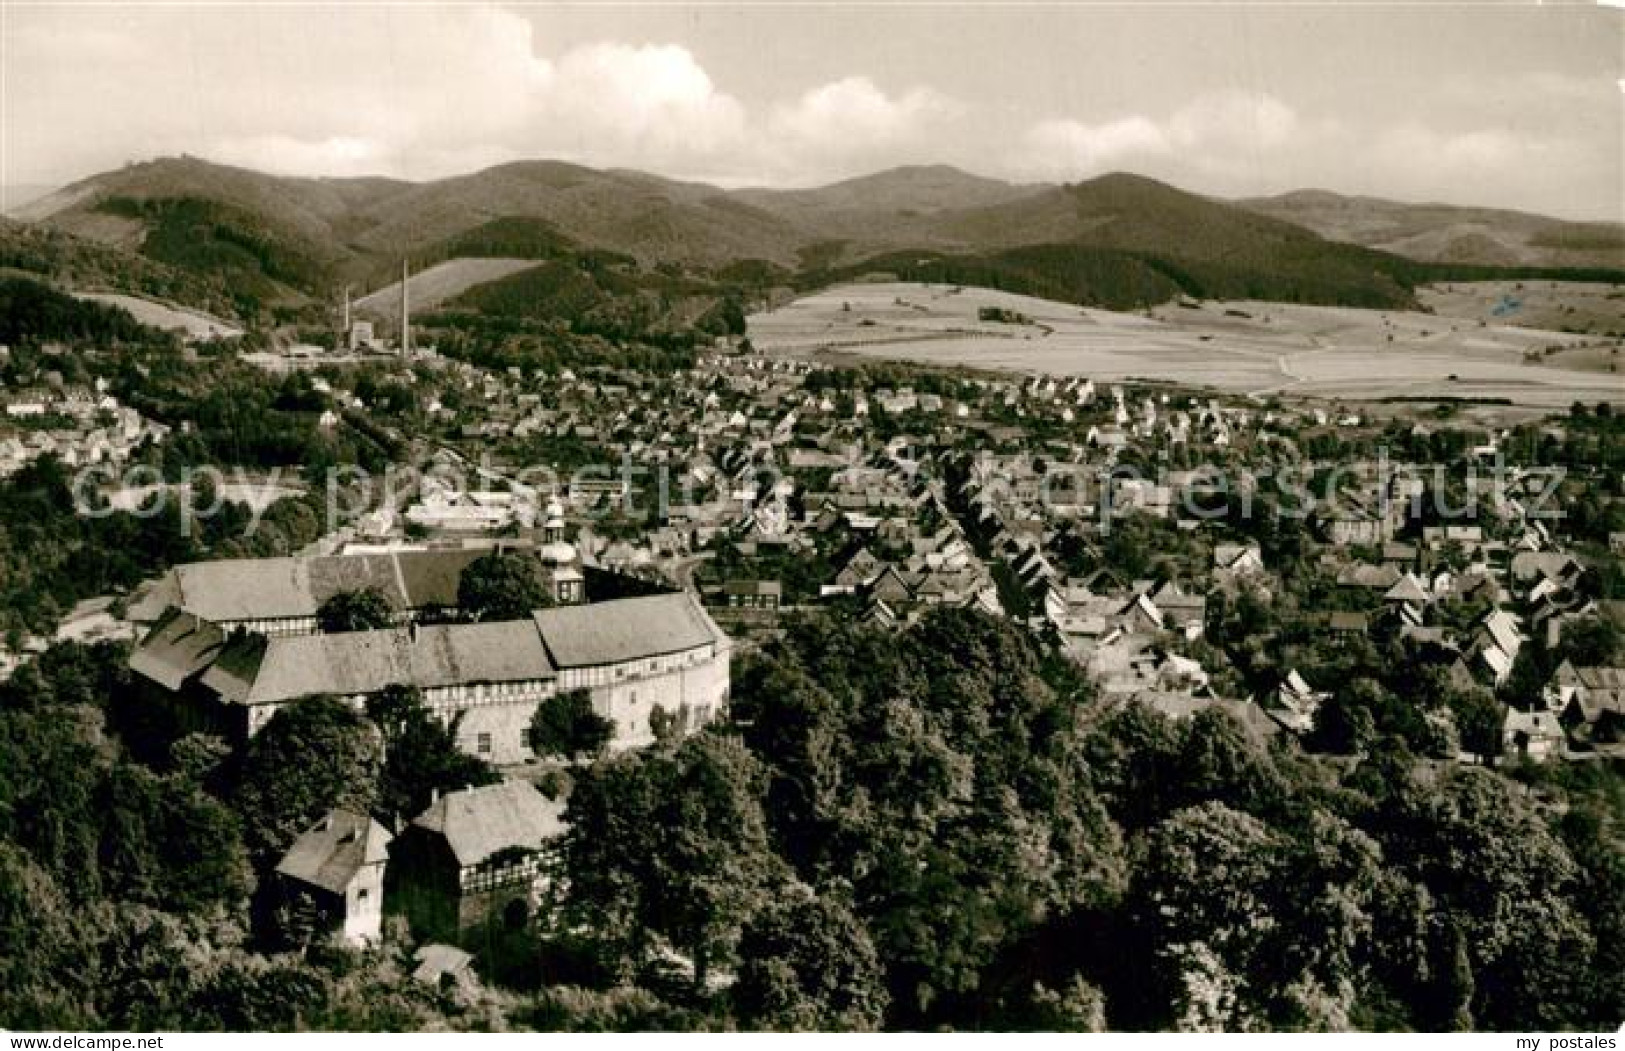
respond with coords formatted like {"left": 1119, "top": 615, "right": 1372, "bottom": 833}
{"left": 2, "top": 1, "right": 1621, "bottom": 220}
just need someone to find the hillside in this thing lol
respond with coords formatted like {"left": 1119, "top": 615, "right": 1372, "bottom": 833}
{"left": 735, "top": 164, "right": 1051, "bottom": 246}
{"left": 0, "top": 273, "right": 173, "bottom": 348}
{"left": 15, "top": 157, "right": 419, "bottom": 315}
{"left": 75, "top": 292, "right": 244, "bottom": 340}
{"left": 13, "top": 156, "right": 411, "bottom": 245}
{"left": 353, "top": 257, "right": 544, "bottom": 319}
{"left": 344, "top": 161, "right": 811, "bottom": 269}
{"left": 803, "top": 175, "right": 1424, "bottom": 310}
{"left": 16, "top": 156, "right": 1623, "bottom": 322}
{"left": 442, "top": 251, "right": 741, "bottom": 343}
{"left": 0, "top": 217, "right": 249, "bottom": 322}
{"left": 1238, "top": 189, "right": 1625, "bottom": 270}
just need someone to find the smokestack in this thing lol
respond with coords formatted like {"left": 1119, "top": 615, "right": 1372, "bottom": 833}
{"left": 399, "top": 258, "right": 411, "bottom": 355}
{"left": 341, "top": 285, "right": 351, "bottom": 344}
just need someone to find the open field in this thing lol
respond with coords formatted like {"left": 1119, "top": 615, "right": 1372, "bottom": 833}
{"left": 355, "top": 257, "right": 543, "bottom": 317}
{"left": 76, "top": 291, "right": 243, "bottom": 340}
{"left": 1418, "top": 280, "right": 1625, "bottom": 340}
{"left": 747, "top": 282, "right": 1623, "bottom": 409}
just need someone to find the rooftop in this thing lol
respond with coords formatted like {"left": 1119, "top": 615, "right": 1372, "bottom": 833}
{"left": 276, "top": 809, "right": 392, "bottom": 895}
{"left": 412, "top": 781, "right": 566, "bottom": 868}
{"left": 201, "top": 619, "right": 556, "bottom": 706}
{"left": 532, "top": 592, "right": 727, "bottom": 669}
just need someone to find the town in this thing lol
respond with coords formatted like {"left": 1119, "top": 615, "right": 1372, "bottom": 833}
{"left": 1, "top": 268, "right": 1621, "bottom": 1029}
{"left": 1, "top": 1, "right": 1621, "bottom": 1026}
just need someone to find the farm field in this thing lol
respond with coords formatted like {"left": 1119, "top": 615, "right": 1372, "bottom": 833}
{"left": 355, "top": 257, "right": 543, "bottom": 317}
{"left": 1419, "top": 280, "right": 1625, "bottom": 338}
{"left": 76, "top": 291, "right": 243, "bottom": 340}
{"left": 747, "top": 282, "right": 1623, "bottom": 408}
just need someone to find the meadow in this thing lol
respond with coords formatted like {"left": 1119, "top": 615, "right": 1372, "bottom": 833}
{"left": 76, "top": 291, "right": 243, "bottom": 340}
{"left": 748, "top": 281, "right": 1624, "bottom": 408}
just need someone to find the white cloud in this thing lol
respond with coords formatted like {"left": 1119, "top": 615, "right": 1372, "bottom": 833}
{"left": 1168, "top": 91, "right": 1299, "bottom": 152}
{"left": 1018, "top": 117, "right": 1170, "bottom": 180}
{"left": 3, "top": 4, "right": 952, "bottom": 188}
{"left": 531, "top": 43, "right": 749, "bottom": 168}
{"left": 771, "top": 77, "right": 953, "bottom": 150}
{"left": 2, "top": 4, "right": 1615, "bottom": 218}
{"left": 1009, "top": 91, "right": 1302, "bottom": 184}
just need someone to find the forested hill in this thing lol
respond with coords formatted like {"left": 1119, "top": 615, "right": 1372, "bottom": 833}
{"left": 0, "top": 274, "right": 172, "bottom": 348}
{"left": 16, "top": 157, "right": 1623, "bottom": 323}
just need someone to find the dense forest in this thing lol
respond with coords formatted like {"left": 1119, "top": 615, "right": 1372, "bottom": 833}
{"left": 0, "top": 275, "right": 176, "bottom": 349}
{"left": 0, "top": 455, "right": 331, "bottom": 637}
{"left": 0, "top": 607, "right": 1618, "bottom": 1031}
{"left": 94, "top": 196, "right": 335, "bottom": 318}
{"left": 0, "top": 221, "right": 247, "bottom": 324}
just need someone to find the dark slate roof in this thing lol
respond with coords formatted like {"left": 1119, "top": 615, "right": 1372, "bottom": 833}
{"left": 201, "top": 620, "right": 555, "bottom": 706}
{"left": 146, "top": 549, "right": 490, "bottom": 623}
{"left": 532, "top": 592, "right": 727, "bottom": 669}
{"left": 276, "top": 809, "right": 392, "bottom": 895}
{"left": 129, "top": 608, "right": 227, "bottom": 691}
{"left": 411, "top": 781, "right": 566, "bottom": 868}
{"left": 723, "top": 579, "right": 782, "bottom": 597}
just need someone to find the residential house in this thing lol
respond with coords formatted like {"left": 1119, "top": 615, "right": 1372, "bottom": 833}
{"left": 1503, "top": 709, "right": 1565, "bottom": 762}
{"left": 392, "top": 781, "right": 566, "bottom": 937}
{"left": 275, "top": 810, "right": 392, "bottom": 947}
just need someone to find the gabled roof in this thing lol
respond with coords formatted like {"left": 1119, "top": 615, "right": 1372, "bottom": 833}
{"left": 1479, "top": 608, "right": 1524, "bottom": 656}
{"left": 277, "top": 810, "right": 392, "bottom": 895}
{"left": 1478, "top": 644, "right": 1514, "bottom": 678}
{"left": 413, "top": 944, "right": 475, "bottom": 986}
{"left": 1119, "top": 592, "right": 1165, "bottom": 629}
{"left": 1504, "top": 708, "right": 1563, "bottom": 740}
{"left": 411, "top": 781, "right": 566, "bottom": 868}
{"left": 532, "top": 592, "right": 726, "bottom": 669}
{"left": 1283, "top": 669, "right": 1314, "bottom": 698}
{"left": 201, "top": 620, "right": 555, "bottom": 706}
{"left": 129, "top": 608, "right": 226, "bottom": 690}
{"left": 1213, "top": 543, "right": 1262, "bottom": 571}
{"left": 1384, "top": 573, "right": 1431, "bottom": 604}
{"left": 1575, "top": 666, "right": 1625, "bottom": 691}
{"left": 141, "top": 549, "right": 492, "bottom": 623}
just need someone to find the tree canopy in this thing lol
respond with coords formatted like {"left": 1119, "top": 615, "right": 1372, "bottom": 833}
{"left": 457, "top": 550, "right": 552, "bottom": 622}
{"left": 316, "top": 588, "right": 397, "bottom": 633}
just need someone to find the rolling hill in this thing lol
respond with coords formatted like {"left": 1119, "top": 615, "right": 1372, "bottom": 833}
{"left": 0, "top": 216, "right": 250, "bottom": 322}
{"left": 14, "top": 156, "right": 1623, "bottom": 325}
{"left": 1238, "top": 189, "right": 1625, "bottom": 270}
{"left": 343, "top": 161, "right": 811, "bottom": 269}
{"left": 734, "top": 164, "right": 1051, "bottom": 246}
{"left": 799, "top": 175, "right": 1425, "bottom": 310}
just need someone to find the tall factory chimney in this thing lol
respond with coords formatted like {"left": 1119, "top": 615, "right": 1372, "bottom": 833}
{"left": 341, "top": 285, "right": 351, "bottom": 340}
{"left": 399, "top": 259, "right": 411, "bottom": 355}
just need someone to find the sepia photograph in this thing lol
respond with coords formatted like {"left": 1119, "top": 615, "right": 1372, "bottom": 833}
{"left": 0, "top": 0, "right": 1621, "bottom": 1039}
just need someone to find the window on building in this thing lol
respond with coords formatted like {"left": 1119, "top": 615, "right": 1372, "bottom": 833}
{"left": 477, "top": 732, "right": 492, "bottom": 754}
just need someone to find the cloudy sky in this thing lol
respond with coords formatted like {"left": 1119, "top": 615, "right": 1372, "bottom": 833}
{"left": 3, "top": 2, "right": 1620, "bottom": 219}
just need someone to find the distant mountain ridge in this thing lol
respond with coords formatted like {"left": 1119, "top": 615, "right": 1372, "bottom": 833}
{"left": 1237, "top": 188, "right": 1625, "bottom": 270}
{"left": 10, "top": 155, "right": 1622, "bottom": 324}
